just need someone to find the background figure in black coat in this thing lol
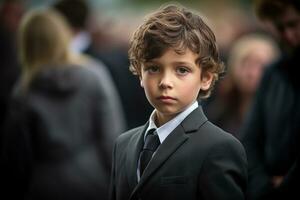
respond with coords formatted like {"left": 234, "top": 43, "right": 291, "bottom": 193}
{"left": 1, "top": 9, "right": 124, "bottom": 200}
{"left": 240, "top": 0, "right": 300, "bottom": 199}
{"left": 0, "top": 0, "right": 23, "bottom": 138}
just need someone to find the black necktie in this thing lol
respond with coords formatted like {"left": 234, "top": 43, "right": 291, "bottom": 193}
{"left": 139, "top": 129, "right": 160, "bottom": 176}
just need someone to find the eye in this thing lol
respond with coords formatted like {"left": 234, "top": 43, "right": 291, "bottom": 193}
{"left": 145, "top": 65, "right": 160, "bottom": 74}
{"left": 176, "top": 66, "right": 190, "bottom": 75}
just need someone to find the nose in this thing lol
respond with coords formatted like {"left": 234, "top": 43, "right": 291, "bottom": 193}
{"left": 282, "top": 27, "right": 299, "bottom": 47}
{"left": 159, "top": 72, "right": 173, "bottom": 89}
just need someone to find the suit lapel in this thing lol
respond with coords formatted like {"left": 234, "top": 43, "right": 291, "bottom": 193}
{"left": 143, "top": 124, "right": 188, "bottom": 178}
{"left": 181, "top": 106, "right": 207, "bottom": 133}
{"left": 125, "top": 124, "right": 148, "bottom": 192}
{"left": 130, "top": 124, "right": 188, "bottom": 199}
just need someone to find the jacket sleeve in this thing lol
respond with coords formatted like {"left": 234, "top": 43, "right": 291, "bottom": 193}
{"left": 90, "top": 62, "right": 127, "bottom": 171}
{"left": 198, "top": 137, "right": 248, "bottom": 200}
{"left": 1, "top": 96, "right": 34, "bottom": 198}
{"left": 109, "top": 142, "right": 117, "bottom": 200}
{"left": 273, "top": 149, "right": 300, "bottom": 199}
{"left": 239, "top": 70, "right": 273, "bottom": 200}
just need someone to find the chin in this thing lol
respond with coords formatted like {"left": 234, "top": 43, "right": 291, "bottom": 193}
{"left": 156, "top": 107, "right": 179, "bottom": 115}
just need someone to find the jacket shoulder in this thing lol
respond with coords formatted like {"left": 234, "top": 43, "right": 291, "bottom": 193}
{"left": 198, "top": 121, "right": 245, "bottom": 152}
{"left": 116, "top": 125, "right": 144, "bottom": 143}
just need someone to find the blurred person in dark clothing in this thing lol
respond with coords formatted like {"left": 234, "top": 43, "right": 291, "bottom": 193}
{"left": 202, "top": 33, "right": 279, "bottom": 137}
{"left": 240, "top": 0, "right": 300, "bottom": 199}
{"left": 0, "top": 0, "right": 24, "bottom": 136}
{"left": 53, "top": 0, "right": 91, "bottom": 54}
{"left": 53, "top": 0, "right": 127, "bottom": 137}
{"left": 1, "top": 8, "right": 121, "bottom": 200}
{"left": 91, "top": 46, "right": 153, "bottom": 130}
{"left": 53, "top": 0, "right": 152, "bottom": 129}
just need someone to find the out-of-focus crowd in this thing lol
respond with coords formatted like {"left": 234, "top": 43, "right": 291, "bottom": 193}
{"left": 0, "top": 0, "right": 299, "bottom": 200}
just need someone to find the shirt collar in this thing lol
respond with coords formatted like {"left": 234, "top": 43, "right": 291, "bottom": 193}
{"left": 70, "top": 31, "right": 91, "bottom": 53}
{"left": 145, "top": 101, "right": 198, "bottom": 143}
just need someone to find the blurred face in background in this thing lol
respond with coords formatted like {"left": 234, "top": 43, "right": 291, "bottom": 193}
{"left": 269, "top": 5, "right": 300, "bottom": 50}
{"left": 229, "top": 36, "right": 279, "bottom": 95}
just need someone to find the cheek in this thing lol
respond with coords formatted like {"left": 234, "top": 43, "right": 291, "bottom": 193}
{"left": 142, "top": 78, "right": 156, "bottom": 95}
{"left": 179, "top": 79, "right": 201, "bottom": 98}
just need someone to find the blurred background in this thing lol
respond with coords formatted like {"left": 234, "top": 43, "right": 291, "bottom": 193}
{"left": 0, "top": 1, "right": 297, "bottom": 199}
{"left": 13, "top": 0, "right": 261, "bottom": 61}
{"left": 0, "top": 1, "right": 283, "bottom": 199}
{"left": 0, "top": 0, "right": 278, "bottom": 132}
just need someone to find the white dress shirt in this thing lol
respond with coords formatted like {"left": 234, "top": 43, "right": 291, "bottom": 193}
{"left": 137, "top": 101, "right": 198, "bottom": 181}
{"left": 70, "top": 31, "right": 91, "bottom": 53}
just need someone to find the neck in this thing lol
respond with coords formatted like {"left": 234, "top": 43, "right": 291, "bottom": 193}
{"left": 154, "top": 112, "right": 176, "bottom": 127}
{"left": 238, "top": 93, "right": 252, "bottom": 119}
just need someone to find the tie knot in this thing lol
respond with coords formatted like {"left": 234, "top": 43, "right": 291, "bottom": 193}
{"left": 143, "top": 130, "right": 160, "bottom": 151}
{"left": 139, "top": 129, "right": 160, "bottom": 176}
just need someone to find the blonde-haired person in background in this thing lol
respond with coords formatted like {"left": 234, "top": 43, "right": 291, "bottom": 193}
{"left": 202, "top": 33, "right": 279, "bottom": 137}
{"left": 1, "top": 8, "right": 125, "bottom": 200}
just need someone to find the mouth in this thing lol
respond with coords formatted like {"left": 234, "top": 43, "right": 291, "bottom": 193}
{"left": 157, "top": 96, "right": 177, "bottom": 103}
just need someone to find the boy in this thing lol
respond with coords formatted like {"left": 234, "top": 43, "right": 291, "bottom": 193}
{"left": 110, "top": 4, "right": 247, "bottom": 200}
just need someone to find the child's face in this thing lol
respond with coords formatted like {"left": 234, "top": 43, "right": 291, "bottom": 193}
{"left": 140, "top": 48, "right": 212, "bottom": 125}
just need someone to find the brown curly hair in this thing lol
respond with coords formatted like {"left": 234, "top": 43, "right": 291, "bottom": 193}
{"left": 128, "top": 4, "right": 224, "bottom": 98}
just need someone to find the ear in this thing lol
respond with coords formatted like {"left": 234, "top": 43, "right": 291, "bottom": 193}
{"left": 200, "top": 71, "right": 213, "bottom": 90}
{"left": 140, "top": 77, "right": 144, "bottom": 88}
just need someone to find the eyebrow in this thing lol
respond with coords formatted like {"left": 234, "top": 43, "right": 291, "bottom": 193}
{"left": 171, "top": 61, "right": 195, "bottom": 66}
{"left": 145, "top": 60, "right": 196, "bottom": 66}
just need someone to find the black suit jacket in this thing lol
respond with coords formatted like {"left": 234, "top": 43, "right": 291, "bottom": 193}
{"left": 110, "top": 107, "right": 247, "bottom": 200}
{"left": 240, "top": 48, "right": 300, "bottom": 200}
